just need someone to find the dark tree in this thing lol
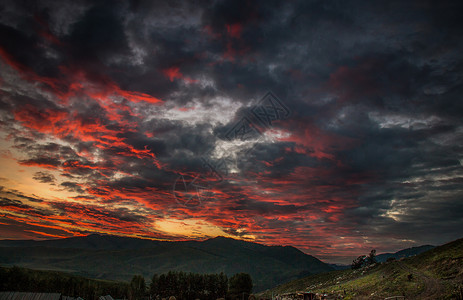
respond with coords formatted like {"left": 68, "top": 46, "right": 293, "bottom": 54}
{"left": 150, "top": 274, "right": 159, "bottom": 298}
{"left": 366, "top": 249, "right": 377, "bottom": 265}
{"left": 351, "top": 255, "right": 366, "bottom": 269}
{"left": 228, "top": 273, "right": 252, "bottom": 300}
{"left": 129, "top": 275, "right": 146, "bottom": 300}
{"left": 159, "top": 273, "right": 165, "bottom": 296}
{"left": 0, "top": 266, "right": 128, "bottom": 300}
{"left": 218, "top": 272, "right": 228, "bottom": 299}
{"left": 149, "top": 271, "right": 231, "bottom": 300}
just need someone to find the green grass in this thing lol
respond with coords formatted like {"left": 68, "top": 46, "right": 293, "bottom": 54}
{"left": 259, "top": 238, "right": 463, "bottom": 300}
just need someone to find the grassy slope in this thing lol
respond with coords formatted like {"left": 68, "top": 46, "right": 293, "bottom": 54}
{"left": 259, "top": 238, "right": 463, "bottom": 300}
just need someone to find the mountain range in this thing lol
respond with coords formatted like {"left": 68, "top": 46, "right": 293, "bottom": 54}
{"left": 0, "top": 234, "right": 442, "bottom": 292}
{"left": 0, "top": 234, "right": 332, "bottom": 292}
{"left": 375, "top": 244, "right": 435, "bottom": 262}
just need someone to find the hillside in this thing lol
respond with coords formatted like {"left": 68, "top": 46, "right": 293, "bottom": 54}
{"left": 376, "top": 245, "right": 435, "bottom": 263}
{"left": 259, "top": 238, "right": 463, "bottom": 299}
{"left": 0, "top": 235, "right": 332, "bottom": 292}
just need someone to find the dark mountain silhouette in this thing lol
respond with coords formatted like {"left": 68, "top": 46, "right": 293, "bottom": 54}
{"left": 0, "top": 233, "right": 161, "bottom": 250}
{"left": 0, "top": 234, "right": 333, "bottom": 292}
{"left": 376, "top": 244, "right": 435, "bottom": 262}
{"left": 324, "top": 244, "right": 436, "bottom": 271}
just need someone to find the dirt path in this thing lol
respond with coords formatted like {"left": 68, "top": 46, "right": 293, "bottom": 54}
{"left": 397, "top": 262, "right": 443, "bottom": 299}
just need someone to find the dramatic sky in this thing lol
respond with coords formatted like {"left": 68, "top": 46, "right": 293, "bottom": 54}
{"left": 0, "top": 0, "right": 462, "bottom": 263}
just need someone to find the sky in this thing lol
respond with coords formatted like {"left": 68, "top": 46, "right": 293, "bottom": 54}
{"left": 0, "top": 0, "right": 462, "bottom": 263}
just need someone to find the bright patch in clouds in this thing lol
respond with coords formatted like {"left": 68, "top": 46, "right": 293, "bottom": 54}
{"left": 0, "top": 0, "right": 462, "bottom": 263}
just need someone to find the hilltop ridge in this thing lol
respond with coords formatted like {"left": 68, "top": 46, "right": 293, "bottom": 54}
{"left": 0, "top": 234, "right": 332, "bottom": 292}
{"left": 259, "top": 237, "right": 463, "bottom": 299}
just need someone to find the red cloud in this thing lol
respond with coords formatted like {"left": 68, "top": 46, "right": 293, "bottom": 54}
{"left": 116, "top": 86, "right": 163, "bottom": 104}
{"left": 162, "top": 66, "right": 198, "bottom": 84}
{"left": 226, "top": 23, "right": 243, "bottom": 39}
{"left": 0, "top": 48, "right": 163, "bottom": 106}
{"left": 278, "top": 119, "right": 357, "bottom": 163}
{"left": 0, "top": 37, "right": 380, "bottom": 260}
{"left": 19, "top": 160, "right": 60, "bottom": 169}
{"left": 163, "top": 66, "right": 182, "bottom": 82}
{"left": 14, "top": 105, "right": 69, "bottom": 134}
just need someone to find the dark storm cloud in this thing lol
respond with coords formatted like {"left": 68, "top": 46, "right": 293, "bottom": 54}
{"left": 0, "top": 195, "right": 53, "bottom": 217}
{"left": 0, "top": 197, "right": 32, "bottom": 210}
{"left": 60, "top": 181, "right": 84, "bottom": 193}
{"left": 0, "top": 19, "right": 59, "bottom": 77}
{"left": 65, "top": 0, "right": 129, "bottom": 63}
{"left": 33, "top": 172, "right": 56, "bottom": 184}
{"left": 0, "top": 188, "right": 45, "bottom": 204}
{"left": 1, "top": 0, "right": 462, "bottom": 258}
{"left": 0, "top": 187, "right": 155, "bottom": 239}
{"left": 49, "top": 200, "right": 149, "bottom": 224}
{"left": 19, "top": 157, "right": 62, "bottom": 168}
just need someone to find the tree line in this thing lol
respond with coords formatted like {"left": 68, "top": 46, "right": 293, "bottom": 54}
{"left": 1, "top": 266, "right": 253, "bottom": 300}
{"left": 0, "top": 266, "right": 128, "bottom": 299}
{"left": 133, "top": 271, "right": 252, "bottom": 300}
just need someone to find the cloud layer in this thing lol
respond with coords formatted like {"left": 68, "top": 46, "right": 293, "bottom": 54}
{"left": 0, "top": 0, "right": 462, "bottom": 262}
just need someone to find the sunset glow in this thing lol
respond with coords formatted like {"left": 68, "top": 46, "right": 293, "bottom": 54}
{"left": 1, "top": 0, "right": 462, "bottom": 264}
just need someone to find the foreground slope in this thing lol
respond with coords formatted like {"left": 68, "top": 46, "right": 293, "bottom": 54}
{"left": 0, "top": 235, "right": 332, "bottom": 292}
{"left": 260, "top": 238, "right": 463, "bottom": 299}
